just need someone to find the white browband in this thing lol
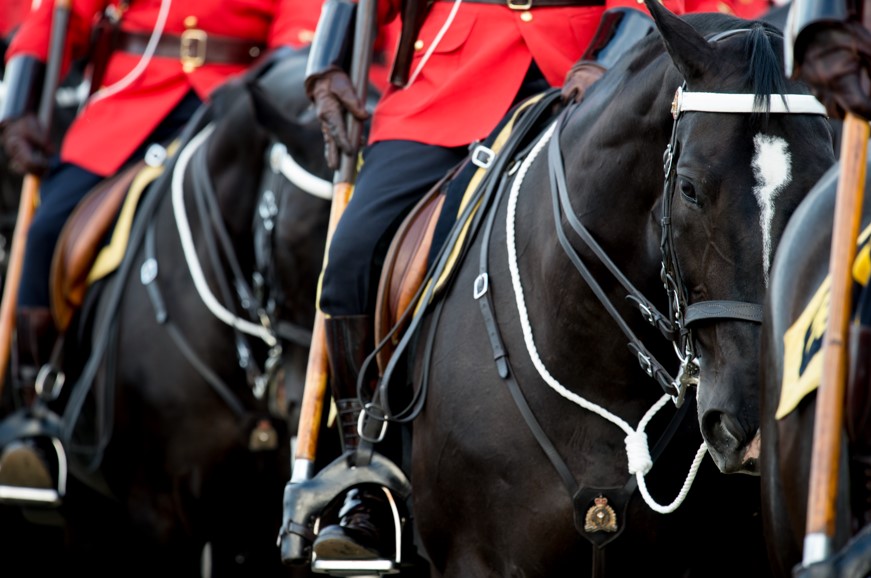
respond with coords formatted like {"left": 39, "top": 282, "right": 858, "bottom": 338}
{"left": 671, "top": 85, "right": 827, "bottom": 119}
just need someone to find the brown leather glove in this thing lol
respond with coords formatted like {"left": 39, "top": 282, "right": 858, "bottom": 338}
{"left": 305, "top": 67, "right": 370, "bottom": 170}
{"left": 0, "top": 113, "right": 53, "bottom": 176}
{"left": 794, "top": 20, "right": 871, "bottom": 120}
{"left": 561, "top": 60, "right": 607, "bottom": 104}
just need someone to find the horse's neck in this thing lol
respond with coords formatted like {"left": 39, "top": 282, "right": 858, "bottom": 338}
{"left": 531, "top": 89, "right": 671, "bottom": 289}
{"left": 206, "top": 117, "right": 269, "bottom": 242}
{"left": 511, "top": 85, "right": 675, "bottom": 373}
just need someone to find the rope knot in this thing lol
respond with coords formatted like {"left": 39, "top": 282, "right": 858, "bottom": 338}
{"left": 625, "top": 430, "right": 652, "bottom": 475}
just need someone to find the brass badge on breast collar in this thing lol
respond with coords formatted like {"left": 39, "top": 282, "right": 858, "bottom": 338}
{"left": 584, "top": 495, "right": 618, "bottom": 533}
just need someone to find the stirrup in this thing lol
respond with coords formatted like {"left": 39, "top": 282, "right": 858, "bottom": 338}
{"left": 279, "top": 453, "right": 412, "bottom": 575}
{"left": 312, "top": 558, "right": 401, "bottom": 576}
{"left": 311, "top": 487, "right": 402, "bottom": 576}
{"left": 0, "top": 435, "right": 67, "bottom": 506}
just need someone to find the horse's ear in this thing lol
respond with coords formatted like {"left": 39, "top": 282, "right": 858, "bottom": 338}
{"left": 645, "top": 0, "right": 716, "bottom": 81}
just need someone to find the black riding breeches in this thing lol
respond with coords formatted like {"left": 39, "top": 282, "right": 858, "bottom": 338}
{"left": 318, "top": 61, "right": 550, "bottom": 317}
{"left": 318, "top": 140, "right": 467, "bottom": 317}
{"left": 17, "top": 90, "right": 202, "bottom": 308}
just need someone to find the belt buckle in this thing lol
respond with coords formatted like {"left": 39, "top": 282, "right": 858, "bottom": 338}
{"left": 180, "top": 28, "right": 207, "bottom": 73}
{"left": 507, "top": 0, "right": 532, "bottom": 9}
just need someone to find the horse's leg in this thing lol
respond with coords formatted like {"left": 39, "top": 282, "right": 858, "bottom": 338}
{"left": 761, "top": 405, "right": 809, "bottom": 577}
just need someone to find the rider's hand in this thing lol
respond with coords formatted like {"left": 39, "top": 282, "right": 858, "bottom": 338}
{"left": 0, "top": 113, "right": 53, "bottom": 176}
{"left": 561, "top": 60, "right": 607, "bottom": 104}
{"left": 793, "top": 20, "right": 871, "bottom": 120}
{"left": 305, "top": 67, "right": 370, "bottom": 170}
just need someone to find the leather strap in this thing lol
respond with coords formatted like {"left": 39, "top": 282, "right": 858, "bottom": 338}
{"left": 116, "top": 30, "right": 265, "bottom": 68}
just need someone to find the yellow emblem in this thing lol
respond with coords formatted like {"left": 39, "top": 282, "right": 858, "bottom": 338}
{"left": 584, "top": 496, "right": 618, "bottom": 533}
{"left": 777, "top": 223, "right": 871, "bottom": 419}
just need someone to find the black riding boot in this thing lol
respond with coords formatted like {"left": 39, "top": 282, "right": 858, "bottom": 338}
{"left": 312, "top": 315, "right": 393, "bottom": 560}
{"left": 0, "top": 307, "right": 57, "bottom": 489}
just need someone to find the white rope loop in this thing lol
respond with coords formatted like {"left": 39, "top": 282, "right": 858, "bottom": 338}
{"left": 625, "top": 430, "right": 652, "bottom": 475}
{"left": 504, "top": 120, "right": 704, "bottom": 514}
{"left": 171, "top": 123, "right": 277, "bottom": 346}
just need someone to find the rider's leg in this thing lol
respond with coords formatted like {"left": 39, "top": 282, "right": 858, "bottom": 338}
{"left": 0, "top": 92, "right": 203, "bottom": 490}
{"left": 313, "top": 140, "right": 466, "bottom": 560}
{"left": 0, "top": 163, "right": 100, "bottom": 488}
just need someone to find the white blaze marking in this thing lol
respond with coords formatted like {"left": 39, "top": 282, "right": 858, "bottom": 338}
{"left": 751, "top": 134, "right": 792, "bottom": 286}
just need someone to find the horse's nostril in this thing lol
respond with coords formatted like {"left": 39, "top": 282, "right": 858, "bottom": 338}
{"left": 702, "top": 411, "right": 743, "bottom": 450}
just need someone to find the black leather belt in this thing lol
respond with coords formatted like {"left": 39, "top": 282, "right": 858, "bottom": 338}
{"left": 437, "top": 0, "right": 606, "bottom": 7}
{"left": 117, "top": 29, "right": 266, "bottom": 72}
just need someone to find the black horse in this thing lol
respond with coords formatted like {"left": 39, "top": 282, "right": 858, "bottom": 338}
{"left": 281, "top": 2, "right": 836, "bottom": 576}
{"left": 759, "top": 152, "right": 871, "bottom": 576}
{"left": 0, "top": 47, "right": 334, "bottom": 576}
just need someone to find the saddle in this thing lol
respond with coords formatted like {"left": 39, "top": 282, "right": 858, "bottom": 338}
{"left": 373, "top": 178, "right": 446, "bottom": 373}
{"left": 50, "top": 154, "right": 169, "bottom": 332}
{"left": 372, "top": 91, "right": 560, "bottom": 374}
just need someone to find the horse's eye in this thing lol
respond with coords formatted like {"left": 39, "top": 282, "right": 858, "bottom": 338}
{"left": 677, "top": 176, "right": 698, "bottom": 204}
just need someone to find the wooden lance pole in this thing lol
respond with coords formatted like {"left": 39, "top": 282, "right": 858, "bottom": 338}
{"left": 291, "top": 0, "right": 378, "bottom": 482}
{"left": 803, "top": 112, "right": 870, "bottom": 566}
{"left": 0, "top": 0, "right": 73, "bottom": 395}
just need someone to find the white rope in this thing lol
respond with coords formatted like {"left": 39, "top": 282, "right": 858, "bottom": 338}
{"left": 87, "top": 0, "right": 172, "bottom": 105}
{"left": 405, "top": 0, "right": 462, "bottom": 88}
{"left": 503, "top": 121, "right": 705, "bottom": 513}
{"left": 171, "top": 123, "right": 277, "bottom": 346}
{"left": 269, "top": 143, "right": 333, "bottom": 200}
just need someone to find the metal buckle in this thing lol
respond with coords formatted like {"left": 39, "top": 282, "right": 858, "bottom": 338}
{"left": 473, "top": 273, "right": 489, "bottom": 299}
{"left": 637, "top": 352, "right": 653, "bottom": 377}
{"left": 35, "top": 365, "right": 65, "bottom": 401}
{"left": 358, "top": 402, "right": 388, "bottom": 444}
{"left": 471, "top": 145, "right": 495, "bottom": 169}
{"left": 671, "top": 85, "right": 683, "bottom": 119}
{"left": 180, "top": 28, "right": 208, "bottom": 72}
{"left": 507, "top": 0, "right": 533, "bottom": 9}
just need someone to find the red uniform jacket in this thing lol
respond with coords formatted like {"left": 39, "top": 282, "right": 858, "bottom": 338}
{"left": 368, "top": 0, "right": 772, "bottom": 148}
{"left": 7, "top": 0, "right": 323, "bottom": 175}
{"left": 1, "top": 0, "right": 30, "bottom": 39}
{"left": 606, "top": 0, "right": 773, "bottom": 18}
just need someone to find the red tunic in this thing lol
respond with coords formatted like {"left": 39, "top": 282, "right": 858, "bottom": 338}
{"left": 1, "top": 0, "right": 30, "bottom": 39}
{"left": 368, "top": 0, "right": 773, "bottom": 148}
{"left": 606, "top": 0, "right": 773, "bottom": 19}
{"left": 7, "top": 0, "right": 323, "bottom": 175}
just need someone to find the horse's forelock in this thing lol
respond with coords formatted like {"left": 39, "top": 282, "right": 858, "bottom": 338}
{"left": 743, "top": 24, "right": 789, "bottom": 120}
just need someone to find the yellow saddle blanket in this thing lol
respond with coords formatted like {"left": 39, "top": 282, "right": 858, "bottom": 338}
{"left": 777, "top": 223, "right": 871, "bottom": 419}
{"left": 50, "top": 143, "right": 176, "bottom": 331}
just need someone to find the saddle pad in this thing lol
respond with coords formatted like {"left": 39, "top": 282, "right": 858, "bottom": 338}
{"left": 428, "top": 92, "right": 548, "bottom": 299}
{"left": 50, "top": 141, "right": 177, "bottom": 332}
{"left": 776, "top": 223, "right": 871, "bottom": 419}
{"left": 372, "top": 93, "right": 550, "bottom": 373}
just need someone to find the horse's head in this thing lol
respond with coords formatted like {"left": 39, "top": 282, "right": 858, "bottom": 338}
{"left": 647, "top": 1, "right": 835, "bottom": 473}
